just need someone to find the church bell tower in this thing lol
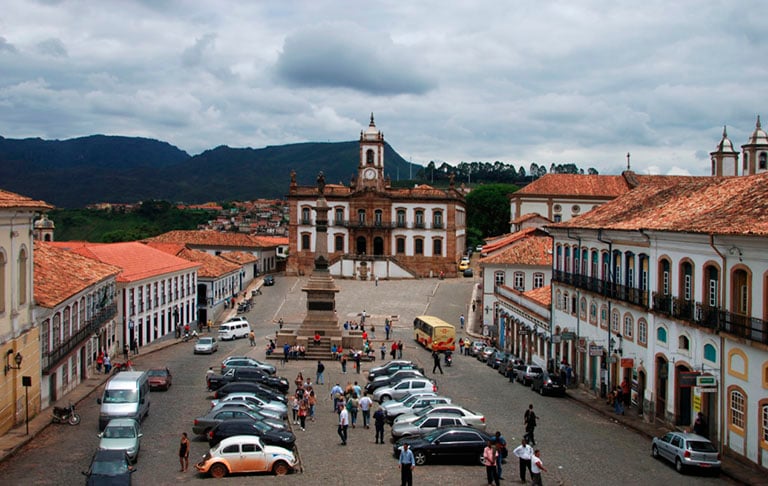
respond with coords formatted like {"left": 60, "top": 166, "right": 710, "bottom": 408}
{"left": 357, "top": 113, "right": 385, "bottom": 190}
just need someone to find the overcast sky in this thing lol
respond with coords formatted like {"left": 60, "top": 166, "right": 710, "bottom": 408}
{"left": 2, "top": 1, "right": 767, "bottom": 176}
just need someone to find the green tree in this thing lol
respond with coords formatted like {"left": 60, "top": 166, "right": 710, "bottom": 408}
{"left": 466, "top": 183, "right": 518, "bottom": 238}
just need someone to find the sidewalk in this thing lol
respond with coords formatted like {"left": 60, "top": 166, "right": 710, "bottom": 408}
{"left": 0, "top": 277, "right": 265, "bottom": 465}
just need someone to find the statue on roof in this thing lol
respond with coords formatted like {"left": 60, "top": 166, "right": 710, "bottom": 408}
{"left": 317, "top": 171, "right": 326, "bottom": 195}
{"left": 290, "top": 169, "right": 296, "bottom": 184}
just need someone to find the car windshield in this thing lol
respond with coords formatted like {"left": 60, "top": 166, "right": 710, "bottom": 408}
{"left": 103, "top": 389, "right": 137, "bottom": 403}
{"left": 198, "top": 338, "right": 213, "bottom": 344}
{"left": 103, "top": 426, "right": 136, "bottom": 439}
{"left": 91, "top": 458, "right": 128, "bottom": 476}
{"left": 415, "top": 406, "right": 441, "bottom": 417}
{"left": 688, "top": 440, "right": 717, "bottom": 452}
{"left": 530, "top": 367, "right": 543, "bottom": 373}
{"left": 147, "top": 370, "right": 166, "bottom": 377}
{"left": 251, "top": 421, "right": 270, "bottom": 432}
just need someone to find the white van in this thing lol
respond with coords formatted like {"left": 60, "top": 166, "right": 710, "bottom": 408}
{"left": 97, "top": 371, "right": 150, "bottom": 430}
{"left": 218, "top": 319, "right": 251, "bottom": 340}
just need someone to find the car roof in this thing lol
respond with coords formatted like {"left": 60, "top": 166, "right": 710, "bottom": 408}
{"left": 217, "top": 434, "right": 266, "bottom": 445}
{"left": 93, "top": 449, "right": 128, "bottom": 461}
{"left": 104, "top": 418, "right": 139, "bottom": 427}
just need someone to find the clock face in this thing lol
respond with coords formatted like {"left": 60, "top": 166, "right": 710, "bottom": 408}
{"left": 364, "top": 169, "right": 376, "bottom": 180}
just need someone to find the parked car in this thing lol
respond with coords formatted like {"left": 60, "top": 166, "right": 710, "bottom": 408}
{"left": 516, "top": 365, "right": 544, "bottom": 386}
{"left": 531, "top": 371, "right": 566, "bottom": 396}
{"left": 379, "top": 391, "right": 438, "bottom": 409}
{"left": 393, "top": 426, "right": 492, "bottom": 465}
{"left": 82, "top": 449, "right": 135, "bottom": 485}
{"left": 469, "top": 341, "right": 485, "bottom": 357}
{"left": 192, "top": 408, "right": 285, "bottom": 437}
{"left": 478, "top": 346, "right": 496, "bottom": 362}
{"left": 487, "top": 350, "right": 510, "bottom": 369}
{"left": 368, "top": 360, "right": 424, "bottom": 382}
{"left": 221, "top": 356, "right": 276, "bottom": 376}
{"left": 393, "top": 404, "right": 486, "bottom": 430}
{"left": 195, "top": 435, "right": 296, "bottom": 477}
{"left": 213, "top": 382, "right": 287, "bottom": 404}
{"left": 146, "top": 368, "right": 172, "bottom": 391}
{"left": 365, "top": 369, "right": 425, "bottom": 394}
{"left": 208, "top": 418, "right": 296, "bottom": 449}
{"left": 462, "top": 268, "right": 474, "bottom": 277}
{"left": 509, "top": 363, "right": 527, "bottom": 382}
{"left": 392, "top": 414, "right": 469, "bottom": 438}
{"left": 263, "top": 275, "right": 275, "bottom": 286}
{"left": 194, "top": 337, "right": 218, "bottom": 354}
{"left": 382, "top": 395, "right": 452, "bottom": 424}
{"left": 98, "top": 418, "right": 142, "bottom": 464}
{"left": 207, "top": 367, "right": 289, "bottom": 393}
{"left": 457, "top": 259, "right": 470, "bottom": 271}
{"left": 501, "top": 357, "right": 523, "bottom": 377}
{"left": 651, "top": 431, "right": 721, "bottom": 475}
{"left": 210, "top": 393, "right": 289, "bottom": 418}
{"left": 208, "top": 402, "right": 287, "bottom": 424}
{"left": 373, "top": 378, "right": 437, "bottom": 404}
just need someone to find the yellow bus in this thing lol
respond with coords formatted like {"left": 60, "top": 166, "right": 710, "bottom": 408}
{"left": 413, "top": 315, "right": 456, "bottom": 352}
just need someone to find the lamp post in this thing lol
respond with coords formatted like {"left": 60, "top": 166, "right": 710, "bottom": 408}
{"left": 4, "top": 350, "right": 22, "bottom": 375}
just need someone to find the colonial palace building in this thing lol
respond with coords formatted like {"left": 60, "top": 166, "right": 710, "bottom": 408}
{"left": 287, "top": 115, "right": 466, "bottom": 279}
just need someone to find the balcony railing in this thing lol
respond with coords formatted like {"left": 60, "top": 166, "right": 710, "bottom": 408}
{"left": 42, "top": 302, "right": 117, "bottom": 374}
{"left": 553, "top": 270, "right": 649, "bottom": 308}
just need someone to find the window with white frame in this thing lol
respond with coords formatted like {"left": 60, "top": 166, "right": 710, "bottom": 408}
{"left": 514, "top": 272, "right": 524, "bottom": 290}
{"left": 611, "top": 310, "right": 619, "bottom": 333}
{"left": 533, "top": 272, "right": 544, "bottom": 289}
{"left": 494, "top": 271, "right": 505, "bottom": 286}
{"left": 762, "top": 404, "right": 768, "bottom": 443}
{"left": 638, "top": 319, "right": 647, "bottom": 345}
{"left": 730, "top": 390, "right": 745, "bottom": 429}
{"left": 623, "top": 315, "right": 633, "bottom": 339}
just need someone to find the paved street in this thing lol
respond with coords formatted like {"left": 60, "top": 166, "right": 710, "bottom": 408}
{"left": 0, "top": 275, "right": 731, "bottom": 485}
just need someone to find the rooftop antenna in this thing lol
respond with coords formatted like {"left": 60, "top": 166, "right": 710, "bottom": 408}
{"left": 409, "top": 157, "right": 412, "bottom": 180}
{"left": 626, "top": 152, "right": 631, "bottom": 171}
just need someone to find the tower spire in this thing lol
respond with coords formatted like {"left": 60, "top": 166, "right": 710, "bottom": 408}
{"left": 757, "top": 114, "right": 762, "bottom": 130}
{"left": 370, "top": 112, "right": 375, "bottom": 126}
{"left": 626, "top": 152, "right": 631, "bottom": 171}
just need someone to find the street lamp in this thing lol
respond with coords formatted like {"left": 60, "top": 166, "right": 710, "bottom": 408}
{"left": 4, "top": 350, "right": 23, "bottom": 375}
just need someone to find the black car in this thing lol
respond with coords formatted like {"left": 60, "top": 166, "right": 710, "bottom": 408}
{"left": 208, "top": 419, "right": 296, "bottom": 449}
{"left": 487, "top": 351, "right": 509, "bottom": 369}
{"left": 214, "top": 382, "right": 287, "bottom": 403}
{"left": 531, "top": 371, "right": 566, "bottom": 397}
{"left": 367, "top": 361, "right": 425, "bottom": 382}
{"left": 263, "top": 275, "right": 275, "bottom": 286}
{"left": 500, "top": 356, "right": 523, "bottom": 377}
{"left": 365, "top": 370, "right": 425, "bottom": 394}
{"left": 393, "top": 426, "right": 492, "bottom": 465}
{"left": 82, "top": 449, "right": 135, "bottom": 485}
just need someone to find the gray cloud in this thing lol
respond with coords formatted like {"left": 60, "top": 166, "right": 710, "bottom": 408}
{"left": 0, "top": 36, "right": 18, "bottom": 53}
{"left": 274, "top": 24, "right": 436, "bottom": 96}
{"left": 182, "top": 33, "right": 216, "bottom": 67}
{"left": 36, "top": 38, "right": 68, "bottom": 57}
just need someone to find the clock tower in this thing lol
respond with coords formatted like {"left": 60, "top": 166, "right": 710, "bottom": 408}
{"left": 357, "top": 113, "right": 385, "bottom": 190}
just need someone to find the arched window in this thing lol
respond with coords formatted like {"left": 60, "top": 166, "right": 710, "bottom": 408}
{"left": 563, "top": 292, "right": 570, "bottom": 314}
{"left": 414, "top": 238, "right": 424, "bottom": 255}
{"left": 637, "top": 319, "right": 648, "bottom": 346}
{"left": 366, "top": 149, "right": 375, "bottom": 165}
{"left": 600, "top": 305, "right": 608, "bottom": 329}
{"left": 494, "top": 271, "right": 505, "bottom": 286}
{"left": 533, "top": 272, "right": 544, "bottom": 288}
{"left": 729, "top": 388, "right": 745, "bottom": 430}
{"left": 396, "top": 237, "right": 406, "bottom": 254}
{"left": 433, "top": 211, "right": 443, "bottom": 228}
{"left": 19, "top": 247, "right": 28, "bottom": 305}
{"left": 374, "top": 209, "right": 383, "bottom": 226}
{"left": 623, "top": 314, "right": 633, "bottom": 340}
{"left": 589, "top": 301, "right": 597, "bottom": 324}
{"left": 580, "top": 297, "right": 587, "bottom": 320}
{"left": 432, "top": 239, "right": 442, "bottom": 256}
{"left": 514, "top": 272, "right": 524, "bottom": 291}
{"left": 301, "top": 234, "right": 311, "bottom": 251}
{"left": 301, "top": 207, "right": 310, "bottom": 224}
{"left": 415, "top": 210, "right": 425, "bottom": 228}
{"left": 678, "top": 335, "right": 690, "bottom": 351}
{"left": 681, "top": 261, "right": 693, "bottom": 301}
{"left": 611, "top": 309, "right": 620, "bottom": 333}
{"left": 334, "top": 235, "right": 344, "bottom": 252}
{"left": 396, "top": 209, "right": 406, "bottom": 227}
{"left": 41, "top": 319, "right": 50, "bottom": 355}
{"left": 0, "top": 251, "right": 5, "bottom": 313}
{"left": 357, "top": 209, "right": 366, "bottom": 224}
{"left": 63, "top": 307, "right": 71, "bottom": 340}
{"left": 760, "top": 152, "right": 767, "bottom": 170}
{"left": 52, "top": 313, "right": 61, "bottom": 349}
{"left": 659, "top": 259, "right": 671, "bottom": 295}
{"left": 656, "top": 326, "right": 667, "bottom": 344}
{"left": 703, "top": 343, "right": 716, "bottom": 362}
{"left": 555, "top": 290, "right": 562, "bottom": 310}
{"left": 705, "top": 265, "right": 719, "bottom": 308}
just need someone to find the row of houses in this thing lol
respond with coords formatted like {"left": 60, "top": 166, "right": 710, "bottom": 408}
{"left": 0, "top": 205, "right": 287, "bottom": 436}
{"left": 480, "top": 120, "right": 768, "bottom": 470}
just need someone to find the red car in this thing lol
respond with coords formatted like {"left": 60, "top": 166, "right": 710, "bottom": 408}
{"left": 147, "top": 367, "right": 172, "bottom": 391}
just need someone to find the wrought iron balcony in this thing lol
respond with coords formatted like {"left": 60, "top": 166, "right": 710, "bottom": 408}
{"left": 42, "top": 302, "right": 117, "bottom": 374}
{"left": 552, "top": 270, "right": 648, "bottom": 308}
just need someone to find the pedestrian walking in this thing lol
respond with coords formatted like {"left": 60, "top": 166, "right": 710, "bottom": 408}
{"left": 373, "top": 406, "right": 386, "bottom": 444}
{"left": 459, "top": 313, "right": 465, "bottom": 329}
{"left": 524, "top": 404, "right": 538, "bottom": 445}
{"left": 354, "top": 351, "right": 361, "bottom": 374}
{"left": 385, "top": 319, "right": 391, "bottom": 340}
{"left": 492, "top": 431, "right": 507, "bottom": 480}
{"left": 530, "top": 449, "right": 547, "bottom": 486}
{"left": 359, "top": 393, "right": 373, "bottom": 428}
{"left": 338, "top": 405, "right": 349, "bottom": 445}
{"left": 179, "top": 432, "right": 190, "bottom": 472}
{"left": 375, "top": 275, "right": 379, "bottom": 286}
{"left": 308, "top": 390, "right": 317, "bottom": 421}
{"left": 398, "top": 443, "right": 415, "bottom": 486}
{"left": 341, "top": 354, "right": 348, "bottom": 374}
{"left": 316, "top": 360, "right": 325, "bottom": 385}
{"left": 248, "top": 330, "right": 255, "bottom": 346}
{"left": 347, "top": 394, "right": 359, "bottom": 428}
{"left": 432, "top": 350, "right": 443, "bottom": 374}
{"left": 331, "top": 383, "right": 343, "bottom": 412}
{"left": 380, "top": 343, "right": 386, "bottom": 360}
{"left": 291, "top": 395, "right": 300, "bottom": 425}
{"left": 512, "top": 437, "right": 533, "bottom": 483}
{"left": 483, "top": 440, "right": 500, "bottom": 486}
{"left": 298, "top": 399, "right": 308, "bottom": 431}
{"left": 96, "top": 351, "right": 104, "bottom": 373}
{"left": 205, "top": 367, "right": 215, "bottom": 389}
{"left": 103, "top": 354, "right": 112, "bottom": 374}
{"left": 132, "top": 338, "right": 139, "bottom": 355}
{"left": 397, "top": 340, "right": 404, "bottom": 359}
{"left": 390, "top": 341, "right": 398, "bottom": 359}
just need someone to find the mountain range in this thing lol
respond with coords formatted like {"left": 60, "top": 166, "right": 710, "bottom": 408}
{"left": 0, "top": 134, "right": 413, "bottom": 208}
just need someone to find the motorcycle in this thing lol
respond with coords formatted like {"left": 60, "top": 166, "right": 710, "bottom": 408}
{"left": 111, "top": 360, "right": 134, "bottom": 374}
{"left": 52, "top": 402, "right": 81, "bottom": 425}
{"left": 182, "top": 330, "right": 198, "bottom": 342}
{"left": 444, "top": 351, "right": 453, "bottom": 367}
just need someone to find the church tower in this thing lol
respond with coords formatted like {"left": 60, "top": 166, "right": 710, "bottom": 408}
{"left": 740, "top": 115, "right": 768, "bottom": 175}
{"left": 356, "top": 113, "right": 386, "bottom": 191}
{"left": 710, "top": 126, "right": 738, "bottom": 176}
{"left": 34, "top": 213, "right": 55, "bottom": 241}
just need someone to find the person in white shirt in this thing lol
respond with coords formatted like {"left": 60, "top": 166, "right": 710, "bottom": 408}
{"left": 530, "top": 449, "right": 547, "bottom": 486}
{"left": 512, "top": 437, "right": 533, "bottom": 483}
{"left": 359, "top": 394, "right": 374, "bottom": 428}
{"left": 338, "top": 407, "right": 349, "bottom": 445}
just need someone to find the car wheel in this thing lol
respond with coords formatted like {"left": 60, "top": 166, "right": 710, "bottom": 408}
{"left": 380, "top": 394, "right": 391, "bottom": 403}
{"left": 272, "top": 460, "right": 290, "bottom": 476}
{"left": 414, "top": 450, "right": 427, "bottom": 465}
{"left": 210, "top": 463, "right": 228, "bottom": 478}
{"left": 675, "top": 457, "right": 684, "bottom": 473}
{"left": 651, "top": 445, "right": 660, "bottom": 459}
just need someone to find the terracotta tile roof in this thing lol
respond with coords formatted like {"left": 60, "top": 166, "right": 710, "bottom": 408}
{"left": 49, "top": 241, "right": 199, "bottom": 282}
{"left": 551, "top": 173, "right": 768, "bottom": 236}
{"left": 480, "top": 228, "right": 540, "bottom": 255}
{"left": 146, "top": 230, "right": 279, "bottom": 248}
{"left": 525, "top": 285, "right": 551, "bottom": 307}
{"left": 480, "top": 231, "right": 553, "bottom": 266}
{"left": 147, "top": 243, "right": 240, "bottom": 278}
{"left": 220, "top": 251, "right": 258, "bottom": 265}
{"left": 254, "top": 236, "right": 288, "bottom": 246}
{"left": 515, "top": 173, "right": 633, "bottom": 197}
{"left": 34, "top": 242, "right": 121, "bottom": 308}
{"left": 0, "top": 189, "right": 53, "bottom": 210}
{"left": 510, "top": 213, "right": 549, "bottom": 225}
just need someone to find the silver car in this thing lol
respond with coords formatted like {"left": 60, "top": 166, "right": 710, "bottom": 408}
{"left": 98, "top": 418, "right": 142, "bottom": 463}
{"left": 209, "top": 402, "right": 287, "bottom": 425}
{"left": 382, "top": 395, "right": 452, "bottom": 424}
{"left": 651, "top": 431, "right": 721, "bottom": 474}
{"left": 393, "top": 404, "right": 486, "bottom": 430}
{"left": 211, "top": 392, "right": 288, "bottom": 418}
{"left": 372, "top": 378, "right": 437, "bottom": 404}
{"left": 392, "top": 413, "right": 468, "bottom": 438}
{"left": 194, "top": 336, "right": 218, "bottom": 354}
